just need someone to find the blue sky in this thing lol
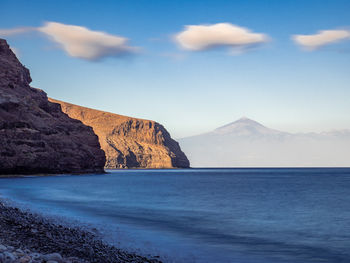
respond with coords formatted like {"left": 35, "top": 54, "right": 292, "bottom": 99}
{"left": 1, "top": 0, "right": 350, "bottom": 138}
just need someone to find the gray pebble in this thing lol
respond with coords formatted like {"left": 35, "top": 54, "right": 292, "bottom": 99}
{"left": 0, "top": 244, "right": 7, "bottom": 252}
{"left": 6, "top": 245, "right": 14, "bottom": 251}
{"left": 16, "top": 248, "right": 24, "bottom": 253}
{"left": 44, "top": 252, "right": 63, "bottom": 262}
{"left": 30, "top": 252, "right": 42, "bottom": 260}
{"left": 18, "top": 255, "right": 31, "bottom": 263}
{"left": 2, "top": 251, "right": 16, "bottom": 263}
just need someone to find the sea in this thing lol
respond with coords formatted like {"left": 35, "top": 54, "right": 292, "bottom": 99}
{"left": 0, "top": 168, "right": 350, "bottom": 263}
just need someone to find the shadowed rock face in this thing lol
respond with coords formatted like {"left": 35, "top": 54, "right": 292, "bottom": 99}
{"left": 49, "top": 99, "right": 190, "bottom": 169}
{"left": 0, "top": 39, "right": 106, "bottom": 174}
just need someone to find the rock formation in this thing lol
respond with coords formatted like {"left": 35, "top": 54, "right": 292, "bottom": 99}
{"left": 0, "top": 39, "right": 106, "bottom": 174}
{"left": 49, "top": 99, "right": 190, "bottom": 169}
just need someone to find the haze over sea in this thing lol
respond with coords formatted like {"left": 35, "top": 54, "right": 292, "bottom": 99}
{"left": 1, "top": 168, "right": 350, "bottom": 263}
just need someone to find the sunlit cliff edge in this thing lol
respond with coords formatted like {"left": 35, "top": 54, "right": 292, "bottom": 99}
{"left": 49, "top": 98, "right": 190, "bottom": 169}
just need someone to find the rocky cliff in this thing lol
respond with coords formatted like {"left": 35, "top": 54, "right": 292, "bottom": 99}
{"left": 0, "top": 39, "right": 106, "bottom": 174}
{"left": 49, "top": 99, "right": 190, "bottom": 169}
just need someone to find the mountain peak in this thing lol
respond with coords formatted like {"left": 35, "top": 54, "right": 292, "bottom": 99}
{"left": 214, "top": 117, "right": 281, "bottom": 136}
{"left": 216, "top": 117, "right": 264, "bottom": 130}
{"left": 234, "top": 116, "right": 263, "bottom": 125}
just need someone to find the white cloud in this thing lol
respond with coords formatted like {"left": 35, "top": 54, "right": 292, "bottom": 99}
{"left": 38, "top": 22, "right": 139, "bottom": 60}
{"left": 0, "top": 22, "right": 139, "bottom": 61}
{"left": 174, "top": 23, "right": 269, "bottom": 52}
{"left": 0, "top": 27, "right": 36, "bottom": 36}
{"left": 293, "top": 29, "right": 350, "bottom": 50}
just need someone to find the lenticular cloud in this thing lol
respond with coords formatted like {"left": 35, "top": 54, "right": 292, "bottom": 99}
{"left": 38, "top": 22, "right": 139, "bottom": 60}
{"left": 0, "top": 27, "right": 36, "bottom": 37}
{"left": 0, "top": 22, "right": 139, "bottom": 61}
{"left": 174, "top": 23, "right": 269, "bottom": 52}
{"left": 293, "top": 29, "right": 350, "bottom": 50}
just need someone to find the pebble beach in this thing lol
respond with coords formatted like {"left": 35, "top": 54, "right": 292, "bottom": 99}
{"left": 0, "top": 202, "right": 161, "bottom": 263}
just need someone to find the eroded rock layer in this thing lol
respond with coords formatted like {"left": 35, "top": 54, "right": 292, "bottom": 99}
{"left": 49, "top": 99, "right": 190, "bottom": 169}
{"left": 0, "top": 39, "right": 106, "bottom": 174}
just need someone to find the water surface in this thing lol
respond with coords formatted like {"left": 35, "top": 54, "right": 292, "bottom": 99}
{"left": 1, "top": 168, "right": 350, "bottom": 262}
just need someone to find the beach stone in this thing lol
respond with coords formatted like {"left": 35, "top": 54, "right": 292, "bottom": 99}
{"left": 15, "top": 248, "right": 25, "bottom": 257}
{"left": 43, "top": 253, "right": 63, "bottom": 262}
{"left": 6, "top": 245, "right": 14, "bottom": 251}
{"left": 18, "top": 255, "right": 32, "bottom": 263}
{"left": 2, "top": 251, "right": 16, "bottom": 263}
{"left": 0, "top": 244, "right": 7, "bottom": 251}
{"left": 47, "top": 261, "right": 59, "bottom": 263}
{"left": 30, "top": 253, "right": 42, "bottom": 260}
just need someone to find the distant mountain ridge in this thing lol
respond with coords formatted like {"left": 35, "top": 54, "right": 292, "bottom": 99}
{"left": 179, "top": 117, "right": 350, "bottom": 167}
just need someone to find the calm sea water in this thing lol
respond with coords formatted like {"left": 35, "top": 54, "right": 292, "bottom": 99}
{"left": 1, "top": 168, "right": 350, "bottom": 263}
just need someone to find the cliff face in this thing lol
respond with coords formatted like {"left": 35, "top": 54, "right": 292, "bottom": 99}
{"left": 0, "top": 39, "right": 106, "bottom": 174}
{"left": 49, "top": 99, "right": 190, "bottom": 169}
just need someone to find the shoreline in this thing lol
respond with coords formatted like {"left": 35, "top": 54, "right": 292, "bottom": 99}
{"left": 0, "top": 172, "right": 107, "bottom": 179}
{"left": 0, "top": 200, "right": 161, "bottom": 263}
{"left": 0, "top": 167, "right": 193, "bottom": 179}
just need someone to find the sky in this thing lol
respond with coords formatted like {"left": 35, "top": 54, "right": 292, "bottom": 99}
{"left": 1, "top": 0, "right": 350, "bottom": 138}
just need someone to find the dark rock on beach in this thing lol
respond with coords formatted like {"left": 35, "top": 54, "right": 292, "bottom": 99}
{"left": 0, "top": 39, "right": 106, "bottom": 174}
{"left": 0, "top": 202, "right": 161, "bottom": 263}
